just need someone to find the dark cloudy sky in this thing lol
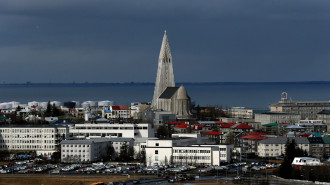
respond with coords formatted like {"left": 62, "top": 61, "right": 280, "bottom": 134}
{"left": 1, "top": 0, "right": 330, "bottom": 83}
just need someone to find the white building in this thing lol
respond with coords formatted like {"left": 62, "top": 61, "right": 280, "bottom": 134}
{"left": 69, "top": 123, "right": 154, "bottom": 139}
{"left": 257, "top": 137, "right": 309, "bottom": 158}
{"left": 145, "top": 139, "right": 233, "bottom": 166}
{"left": 109, "top": 138, "right": 134, "bottom": 158}
{"left": 228, "top": 107, "right": 253, "bottom": 119}
{"left": 0, "top": 125, "right": 69, "bottom": 157}
{"left": 255, "top": 113, "right": 301, "bottom": 125}
{"left": 172, "top": 145, "right": 233, "bottom": 166}
{"left": 61, "top": 138, "right": 112, "bottom": 163}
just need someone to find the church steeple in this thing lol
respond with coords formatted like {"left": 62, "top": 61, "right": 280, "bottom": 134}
{"left": 152, "top": 31, "right": 175, "bottom": 109}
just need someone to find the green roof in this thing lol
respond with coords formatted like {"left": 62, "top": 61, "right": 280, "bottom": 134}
{"left": 262, "top": 123, "right": 278, "bottom": 127}
{"left": 322, "top": 137, "right": 330, "bottom": 144}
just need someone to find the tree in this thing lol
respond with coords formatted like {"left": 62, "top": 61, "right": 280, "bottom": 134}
{"left": 118, "top": 143, "right": 134, "bottom": 162}
{"left": 157, "top": 125, "right": 169, "bottom": 138}
{"left": 277, "top": 139, "right": 308, "bottom": 179}
{"left": 136, "top": 151, "right": 146, "bottom": 165}
{"left": 45, "top": 101, "right": 52, "bottom": 117}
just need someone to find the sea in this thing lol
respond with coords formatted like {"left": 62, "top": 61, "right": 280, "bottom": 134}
{"left": 1, "top": 82, "right": 330, "bottom": 109}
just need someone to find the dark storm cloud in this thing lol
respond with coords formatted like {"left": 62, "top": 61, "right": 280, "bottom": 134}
{"left": 0, "top": 0, "right": 330, "bottom": 83}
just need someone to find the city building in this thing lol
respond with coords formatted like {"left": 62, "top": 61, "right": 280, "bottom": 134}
{"left": 298, "top": 120, "right": 327, "bottom": 133}
{"left": 317, "top": 110, "right": 330, "bottom": 131}
{"left": 228, "top": 107, "right": 253, "bottom": 119}
{"left": 270, "top": 92, "right": 330, "bottom": 120}
{"left": 255, "top": 112, "right": 301, "bottom": 125}
{"left": 0, "top": 125, "right": 69, "bottom": 157}
{"left": 109, "top": 138, "right": 134, "bottom": 158}
{"left": 142, "top": 110, "right": 176, "bottom": 130}
{"left": 145, "top": 139, "right": 233, "bottom": 166}
{"left": 239, "top": 133, "right": 268, "bottom": 155}
{"left": 110, "top": 106, "right": 130, "bottom": 119}
{"left": 69, "top": 123, "right": 154, "bottom": 139}
{"left": 61, "top": 138, "right": 112, "bottom": 163}
{"left": 257, "top": 137, "right": 309, "bottom": 158}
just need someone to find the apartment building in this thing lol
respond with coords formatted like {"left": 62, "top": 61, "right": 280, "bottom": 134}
{"left": 0, "top": 125, "right": 69, "bottom": 156}
{"left": 255, "top": 112, "right": 301, "bottom": 125}
{"left": 61, "top": 138, "right": 111, "bottom": 163}
{"left": 257, "top": 137, "right": 309, "bottom": 158}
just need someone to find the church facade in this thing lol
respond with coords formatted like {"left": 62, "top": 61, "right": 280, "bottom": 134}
{"left": 151, "top": 32, "right": 191, "bottom": 119}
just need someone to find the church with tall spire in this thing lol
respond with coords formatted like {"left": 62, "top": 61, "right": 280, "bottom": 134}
{"left": 151, "top": 31, "right": 191, "bottom": 119}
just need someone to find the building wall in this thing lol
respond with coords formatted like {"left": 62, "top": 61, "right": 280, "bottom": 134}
{"left": 70, "top": 123, "right": 153, "bottom": 139}
{"left": 0, "top": 126, "right": 68, "bottom": 157}
{"left": 255, "top": 113, "right": 301, "bottom": 125}
{"left": 61, "top": 140, "right": 111, "bottom": 163}
{"left": 258, "top": 142, "right": 309, "bottom": 157}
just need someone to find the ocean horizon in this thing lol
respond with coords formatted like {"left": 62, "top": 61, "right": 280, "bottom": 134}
{"left": 1, "top": 81, "right": 330, "bottom": 109}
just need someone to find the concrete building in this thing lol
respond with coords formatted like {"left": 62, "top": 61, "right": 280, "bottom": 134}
{"left": 130, "top": 102, "right": 151, "bottom": 120}
{"left": 142, "top": 110, "right": 176, "bottom": 130}
{"left": 298, "top": 120, "right": 328, "bottom": 133}
{"left": 257, "top": 137, "right": 309, "bottom": 158}
{"left": 255, "top": 112, "right": 301, "bottom": 125}
{"left": 145, "top": 139, "right": 233, "bottom": 166}
{"left": 270, "top": 92, "right": 330, "bottom": 120}
{"left": 172, "top": 145, "right": 233, "bottom": 165}
{"left": 317, "top": 110, "right": 330, "bottom": 131}
{"left": 70, "top": 123, "right": 154, "bottom": 139}
{"left": 109, "top": 138, "right": 134, "bottom": 158}
{"left": 61, "top": 138, "right": 112, "bottom": 163}
{"left": 110, "top": 106, "right": 130, "bottom": 119}
{"left": 228, "top": 107, "right": 253, "bottom": 119}
{"left": 0, "top": 125, "right": 69, "bottom": 157}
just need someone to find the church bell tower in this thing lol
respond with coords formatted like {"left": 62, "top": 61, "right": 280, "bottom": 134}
{"left": 151, "top": 31, "right": 175, "bottom": 109}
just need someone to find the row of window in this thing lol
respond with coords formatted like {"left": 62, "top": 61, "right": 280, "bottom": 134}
{"left": 75, "top": 127, "right": 133, "bottom": 130}
{"left": 173, "top": 149, "right": 211, "bottom": 153}
{"left": 2, "top": 145, "right": 55, "bottom": 149}
{"left": 173, "top": 156, "right": 211, "bottom": 160}
{"left": 0, "top": 139, "right": 56, "bottom": 144}
{"left": 62, "top": 144, "right": 90, "bottom": 148}
{"left": 63, "top": 150, "right": 90, "bottom": 153}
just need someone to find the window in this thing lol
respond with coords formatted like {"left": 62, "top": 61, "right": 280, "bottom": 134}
{"left": 155, "top": 143, "right": 159, "bottom": 146}
{"left": 155, "top": 150, "right": 158, "bottom": 154}
{"left": 155, "top": 156, "right": 158, "bottom": 161}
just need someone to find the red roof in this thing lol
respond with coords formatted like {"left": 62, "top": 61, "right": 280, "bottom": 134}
{"left": 248, "top": 132, "right": 268, "bottom": 136}
{"left": 299, "top": 133, "right": 312, "bottom": 137}
{"left": 203, "top": 131, "right": 222, "bottom": 135}
{"left": 192, "top": 124, "right": 204, "bottom": 130}
{"left": 174, "top": 123, "right": 189, "bottom": 129}
{"left": 111, "top": 105, "right": 129, "bottom": 110}
{"left": 240, "top": 135, "right": 267, "bottom": 140}
{"left": 279, "top": 123, "right": 289, "bottom": 125}
{"left": 215, "top": 121, "right": 228, "bottom": 124}
{"left": 219, "top": 123, "right": 236, "bottom": 128}
{"left": 165, "top": 121, "right": 185, "bottom": 125}
{"left": 233, "top": 123, "right": 254, "bottom": 129}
